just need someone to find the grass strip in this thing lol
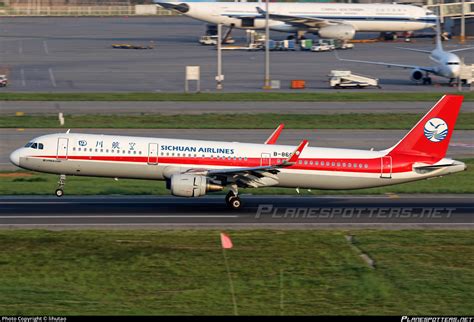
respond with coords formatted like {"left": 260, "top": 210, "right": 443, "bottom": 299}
{"left": 1, "top": 92, "right": 473, "bottom": 102}
{"left": 1, "top": 159, "right": 472, "bottom": 195}
{"left": 2, "top": 113, "right": 474, "bottom": 129}
{"left": 0, "top": 230, "right": 472, "bottom": 315}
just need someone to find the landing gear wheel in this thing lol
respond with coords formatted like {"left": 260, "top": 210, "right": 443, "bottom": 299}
{"left": 225, "top": 191, "right": 242, "bottom": 209}
{"left": 228, "top": 196, "right": 242, "bottom": 210}
{"left": 55, "top": 174, "right": 66, "bottom": 197}
{"left": 422, "top": 77, "right": 432, "bottom": 85}
{"left": 55, "top": 189, "right": 64, "bottom": 197}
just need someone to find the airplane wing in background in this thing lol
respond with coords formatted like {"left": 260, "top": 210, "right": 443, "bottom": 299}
{"left": 448, "top": 47, "right": 474, "bottom": 53}
{"left": 396, "top": 47, "right": 432, "bottom": 54}
{"left": 335, "top": 52, "right": 437, "bottom": 74}
{"left": 184, "top": 140, "right": 308, "bottom": 188}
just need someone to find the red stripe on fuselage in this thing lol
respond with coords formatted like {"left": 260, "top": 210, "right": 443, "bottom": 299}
{"left": 31, "top": 154, "right": 439, "bottom": 174}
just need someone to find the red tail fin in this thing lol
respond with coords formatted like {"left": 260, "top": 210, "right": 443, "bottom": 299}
{"left": 388, "top": 95, "right": 463, "bottom": 159}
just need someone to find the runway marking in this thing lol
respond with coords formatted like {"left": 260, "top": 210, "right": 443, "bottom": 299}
{"left": 43, "top": 40, "right": 49, "bottom": 55}
{"left": 0, "top": 223, "right": 473, "bottom": 227}
{"left": 20, "top": 69, "right": 26, "bottom": 86}
{"left": 48, "top": 68, "right": 56, "bottom": 87}
{"left": 0, "top": 215, "right": 240, "bottom": 219}
{"left": 18, "top": 40, "right": 23, "bottom": 55}
{"left": 0, "top": 201, "right": 229, "bottom": 205}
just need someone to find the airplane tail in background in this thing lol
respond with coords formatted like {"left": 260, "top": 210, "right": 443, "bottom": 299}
{"left": 387, "top": 95, "right": 463, "bottom": 160}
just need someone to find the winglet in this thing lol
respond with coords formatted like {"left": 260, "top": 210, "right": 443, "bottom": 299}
{"left": 285, "top": 139, "right": 308, "bottom": 164}
{"left": 265, "top": 123, "right": 285, "bottom": 145}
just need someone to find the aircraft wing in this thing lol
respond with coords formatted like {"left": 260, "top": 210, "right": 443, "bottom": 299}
{"left": 222, "top": 13, "right": 261, "bottom": 18}
{"left": 185, "top": 140, "right": 308, "bottom": 188}
{"left": 396, "top": 47, "right": 432, "bottom": 54}
{"left": 448, "top": 47, "right": 474, "bottom": 53}
{"left": 335, "top": 52, "right": 437, "bottom": 73}
{"left": 256, "top": 7, "right": 338, "bottom": 28}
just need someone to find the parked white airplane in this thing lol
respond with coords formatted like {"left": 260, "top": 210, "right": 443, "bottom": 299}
{"left": 156, "top": 1, "right": 437, "bottom": 40}
{"left": 10, "top": 95, "right": 465, "bottom": 209}
{"left": 336, "top": 21, "right": 474, "bottom": 84}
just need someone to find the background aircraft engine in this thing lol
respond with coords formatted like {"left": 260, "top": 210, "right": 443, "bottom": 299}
{"left": 318, "top": 25, "right": 356, "bottom": 40}
{"left": 410, "top": 69, "right": 424, "bottom": 82}
{"left": 169, "top": 174, "right": 223, "bottom": 197}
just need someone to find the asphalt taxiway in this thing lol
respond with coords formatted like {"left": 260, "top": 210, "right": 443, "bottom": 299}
{"left": 0, "top": 16, "right": 472, "bottom": 92}
{"left": 0, "top": 195, "right": 472, "bottom": 228}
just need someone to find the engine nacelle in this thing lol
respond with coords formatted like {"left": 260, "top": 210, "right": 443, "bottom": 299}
{"left": 410, "top": 69, "right": 424, "bottom": 82}
{"left": 169, "top": 174, "right": 223, "bottom": 197}
{"left": 318, "top": 25, "right": 356, "bottom": 41}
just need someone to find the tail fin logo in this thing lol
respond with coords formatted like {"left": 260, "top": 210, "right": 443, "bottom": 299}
{"left": 424, "top": 118, "right": 448, "bottom": 143}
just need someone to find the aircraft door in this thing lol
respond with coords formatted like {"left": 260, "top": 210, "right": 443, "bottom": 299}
{"left": 56, "top": 138, "right": 69, "bottom": 160}
{"left": 260, "top": 153, "right": 271, "bottom": 166}
{"left": 380, "top": 156, "right": 392, "bottom": 179}
{"left": 148, "top": 143, "right": 159, "bottom": 165}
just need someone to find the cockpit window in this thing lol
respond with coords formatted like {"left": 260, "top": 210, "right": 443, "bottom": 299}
{"left": 24, "top": 142, "right": 44, "bottom": 149}
{"left": 447, "top": 62, "right": 460, "bottom": 65}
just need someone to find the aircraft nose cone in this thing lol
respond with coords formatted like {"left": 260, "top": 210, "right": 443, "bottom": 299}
{"left": 9, "top": 149, "right": 20, "bottom": 166}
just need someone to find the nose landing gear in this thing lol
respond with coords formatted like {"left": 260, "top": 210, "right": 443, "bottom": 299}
{"left": 55, "top": 174, "right": 66, "bottom": 197}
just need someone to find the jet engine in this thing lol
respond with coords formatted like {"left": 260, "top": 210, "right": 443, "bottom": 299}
{"left": 318, "top": 25, "right": 356, "bottom": 41}
{"left": 169, "top": 174, "right": 223, "bottom": 197}
{"left": 410, "top": 69, "right": 424, "bottom": 82}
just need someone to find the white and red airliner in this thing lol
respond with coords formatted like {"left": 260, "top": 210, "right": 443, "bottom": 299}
{"left": 9, "top": 95, "right": 466, "bottom": 209}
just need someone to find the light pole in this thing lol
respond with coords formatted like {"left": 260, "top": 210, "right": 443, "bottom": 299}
{"left": 263, "top": 0, "right": 271, "bottom": 89}
{"left": 460, "top": 0, "right": 466, "bottom": 44}
{"left": 216, "top": 23, "right": 223, "bottom": 90}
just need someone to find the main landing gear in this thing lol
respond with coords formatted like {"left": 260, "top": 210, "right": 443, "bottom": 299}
{"left": 55, "top": 174, "right": 66, "bottom": 197}
{"left": 225, "top": 185, "right": 242, "bottom": 210}
{"left": 422, "top": 75, "right": 432, "bottom": 85}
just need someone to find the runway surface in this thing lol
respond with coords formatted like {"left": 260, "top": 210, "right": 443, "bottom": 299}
{"left": 2, "top": 128, "right": 473, "bottom": 170}
{"left": 0, "top": 16, "right": 472, "bottom": 92}
{"left": 0, "top": 195, "right": 472, "bottom": 228}
{"left": 2, "top": 101, "right": 473, "bottom": 115}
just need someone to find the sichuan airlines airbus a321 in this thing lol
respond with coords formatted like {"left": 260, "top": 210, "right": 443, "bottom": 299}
{"left": 10, "top": 95, "right": 465, "bottom": 209}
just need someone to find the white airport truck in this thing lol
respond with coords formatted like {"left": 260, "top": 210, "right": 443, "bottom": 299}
{"left": 329, "top": 70, "right": 380, "bottom": 89}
